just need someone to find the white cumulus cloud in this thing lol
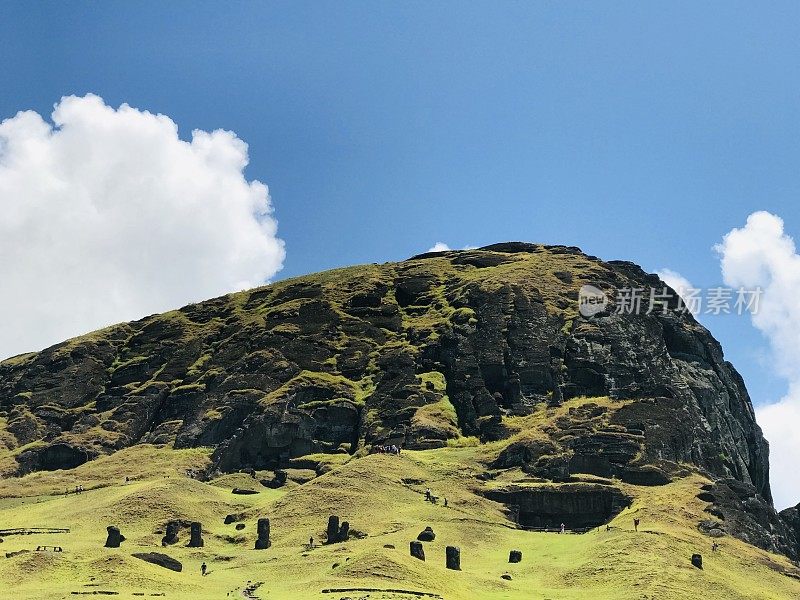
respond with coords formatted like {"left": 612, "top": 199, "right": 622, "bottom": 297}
{"left": 716, "top": 211, "right": 800, "bottom": 509}
{"left": 655, "top": 268, "right": 699, "bottom": 315}
{"left": 0, "top": 94, "right": 285, "bottom": 360}
{"left": 426, "top": 242, "right": 477, "bottom": 253}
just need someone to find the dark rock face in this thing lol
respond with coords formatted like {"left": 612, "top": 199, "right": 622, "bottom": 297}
{"left": 255, "top": 518, "right": 271, "bottom": 550}
{"left": 0, "top": 243, "right": 792, "bottom": 557}
{"left": 161, "top": 522, "right": 179, "bottom": 546}
{"left": 486, "top": 484, "right": 631, "bottom": 530}
{"left": 187, "top": 522, "right": 203, "bottom": 548}
{"left": 104, "top": 526, "right": 124, "bottom": 548}
{"left": 779, "top": 503, "right": 800, "bottom": 560}
{"left": 132, "top": 552, "right": 182, "bottom": 572}
{"left": 698, "top": 480, "right": 798, "bottom": 558}
{"left": 410, "top": 540, "right": 425, "bottom": 560}
{"left": 446, "top": 546, "right": 461, "bottom": 570}
{"left": 36, "top": 443, "right": 89, "bottom": 471}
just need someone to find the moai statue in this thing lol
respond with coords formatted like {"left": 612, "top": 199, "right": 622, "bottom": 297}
{"left": 410, "top": 540, "right": 425, "bottom": 561}
{"left": 509, "top": 550, "right": 522, "bottom": 563}
{"left": 691, "top": 554, "right": 703, "bottom": 569}
{"left": 326, "top": 516, "right": 340, "bottom": 544}
{"left": 446, "top": 546, "right": 461, "bottom": 570}
{"left": 187, "top": 522, "right": 204, "bottom": 548}
{"left": 105, "top": 526, "right": 125, "bottom": 548}
{"left": 255, "top": 518, "right": 271, "bottom": 550}
{"left": 161, "top": 522, "right": 179, "bottom": 546}
{"left": 338, "top": 521, "right": 350, "bottom": 542}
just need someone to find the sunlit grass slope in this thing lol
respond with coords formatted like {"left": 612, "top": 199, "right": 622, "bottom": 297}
{"left": 1, "top": 443, "right": 799, "bottom": 600}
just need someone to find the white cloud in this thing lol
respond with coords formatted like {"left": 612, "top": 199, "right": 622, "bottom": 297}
{"left": 0, "top": 94, "right": 285, "bottom": 360}
{"left": 716, "top": 211, "right": 800, "bottom": 509}
{"left": 426, "top": 242, "right": 477, "bottom": 253}
{"left": 655, "top": 268, "right": 699, "bottom": 315}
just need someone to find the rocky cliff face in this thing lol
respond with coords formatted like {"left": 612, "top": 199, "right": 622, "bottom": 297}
{"left": 0, "top": 242, "right": 795, "bottom": 557}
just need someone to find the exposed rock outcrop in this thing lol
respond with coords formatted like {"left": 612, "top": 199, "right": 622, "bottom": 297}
{"left": 0, "top": 243, "right": 793, "bottom": 558}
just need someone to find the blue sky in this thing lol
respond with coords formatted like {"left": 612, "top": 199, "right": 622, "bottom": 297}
{"left": 3, "top": 2, "right": 800, "bottom": 496}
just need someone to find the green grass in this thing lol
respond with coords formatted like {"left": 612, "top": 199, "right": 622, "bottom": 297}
{"left": 0, "top": 445, "right": 798, "bottom": 599}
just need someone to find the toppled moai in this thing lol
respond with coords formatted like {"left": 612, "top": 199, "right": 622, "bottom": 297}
{"left": 417, "top": 526, "right": 435, "bottom": 542}
{"left": 161, "top": 522, "right": 179, "bottom": 546}
{"left": 105, "top": 526, "right": 125, "bottom": 548}
{"left": 446, "top": 546, "right": 461, "bottom": 570}
{"left": 187, "top": 522, "right": 204, "bottom": 548}
{"left": 255, "top": 518, "right": 271, "bottom": 550}
{"left": 410, "top": 540, "right": 425, "bottom": 561}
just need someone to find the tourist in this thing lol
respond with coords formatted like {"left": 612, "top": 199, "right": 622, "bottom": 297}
{"left": 560, "top": 523, "right": 565, "bottom": 534}
{"left": 201, "top": 562, "right": 207, "bottom": 576}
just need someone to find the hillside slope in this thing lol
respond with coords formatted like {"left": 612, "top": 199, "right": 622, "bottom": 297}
{"left": 1, "top": 242, "right": 800, "bottom": 597}
{"left": 0, "top": 442, "right": 799, "bottom": 600}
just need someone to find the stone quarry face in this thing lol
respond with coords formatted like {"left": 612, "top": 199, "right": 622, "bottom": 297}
{"left": 486, "top": 484, "right": 631, "bottom": 530}
{"left": 0, "top": 243, "right": 794, "bottom": 559}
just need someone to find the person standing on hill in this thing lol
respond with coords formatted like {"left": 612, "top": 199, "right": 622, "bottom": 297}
{"left": 201, "top": 562, "right": 207, "bottom": 576}
{"left": 633, "top": 518, "right": 640, "bottom": 532}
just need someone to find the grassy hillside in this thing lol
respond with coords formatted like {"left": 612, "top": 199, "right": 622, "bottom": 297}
{"left": 1, "top": 420, "right": 798, "bottom": 598}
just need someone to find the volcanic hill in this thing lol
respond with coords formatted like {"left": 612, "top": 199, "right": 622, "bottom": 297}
{"left": 0, "top": 242, "right": 799, "bottom": 599}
